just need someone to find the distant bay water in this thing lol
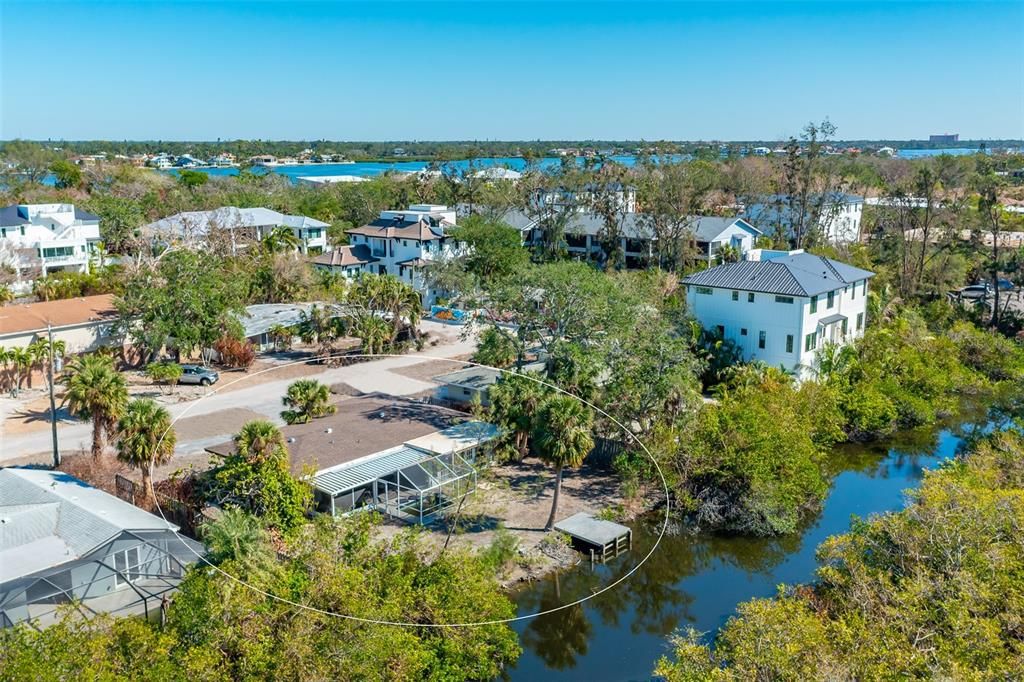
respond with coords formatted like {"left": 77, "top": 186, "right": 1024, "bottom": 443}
{"left": 184, "top": 148, "right": 1006, "bottom": 183}
{"left": 32, "top": 148, "right": 1006, "bottom": 187}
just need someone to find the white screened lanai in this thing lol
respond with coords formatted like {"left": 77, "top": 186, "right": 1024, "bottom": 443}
{"left": 311, "top": 421, "right": 500, "bottom": 524}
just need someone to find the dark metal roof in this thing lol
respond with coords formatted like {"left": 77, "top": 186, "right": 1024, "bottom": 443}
{"left": 818, "top": 313, "right": 848, "bottom": 325}
{"left": 0, "top": 205, "right": 25, "bottom": 227}
{"left": 74, "top": 207, "right": 100, "bottom": 222}
{"left": 683, "top": 252, "right": 874, "bottom": 297}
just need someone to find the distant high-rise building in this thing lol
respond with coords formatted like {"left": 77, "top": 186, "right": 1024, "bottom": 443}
{"left": 929, "top": 133, "right": 959, "bottom": 144}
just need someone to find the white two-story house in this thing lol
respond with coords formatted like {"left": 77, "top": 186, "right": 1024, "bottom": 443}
{"left": 314, "top": 205, "right": 457, "bottom": 305}
{"left": 144, "top": 207, "right": 330, "bottom": 255}
{"left": 683, "top": 249, "right": 874, "bottom": 378}
{"left": 742, "top": 193, "right": 865, "bottom": 244}
{"left": 0, "top": 204, "right": 102, "bottom": 289}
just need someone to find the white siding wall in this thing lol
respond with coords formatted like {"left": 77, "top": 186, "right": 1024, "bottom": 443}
{"left": 687, "top": 279, "right": 870, "bottom": 378}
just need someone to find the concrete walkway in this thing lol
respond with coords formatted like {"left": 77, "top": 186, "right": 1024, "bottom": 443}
{"left": 1, "top": 321, "right": 476, "bottom": 465}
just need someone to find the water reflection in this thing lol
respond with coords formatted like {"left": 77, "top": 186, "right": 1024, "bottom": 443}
{"left": 507, "top": 402, "right": 1017, "bottom": 681}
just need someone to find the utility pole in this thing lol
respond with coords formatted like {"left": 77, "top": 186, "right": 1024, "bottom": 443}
{"left": 47, "top": 322, "right": 60, "bottom": 468}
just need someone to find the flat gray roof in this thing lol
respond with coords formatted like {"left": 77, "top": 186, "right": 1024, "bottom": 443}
{"left": 434, "top": 366, "right": 502, "bottom": 391}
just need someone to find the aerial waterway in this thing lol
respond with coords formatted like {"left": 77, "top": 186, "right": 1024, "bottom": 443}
{"left": 504, "top": 398, "right": 1020, "bottom": 681}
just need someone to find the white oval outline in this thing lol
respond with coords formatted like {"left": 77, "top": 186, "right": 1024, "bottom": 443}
{"left": 151, "top": 353, "right": 670, "bottom": 627}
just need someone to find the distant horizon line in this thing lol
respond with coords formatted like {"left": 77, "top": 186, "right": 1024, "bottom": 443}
{"left": 5, "top": 137, "right": 1023, "bottom": 145}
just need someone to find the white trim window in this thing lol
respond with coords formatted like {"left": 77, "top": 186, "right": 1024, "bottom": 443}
{"left": 113, "top": 546, "right": 143, "bottom": 586}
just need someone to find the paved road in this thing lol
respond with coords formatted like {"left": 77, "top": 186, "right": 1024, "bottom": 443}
{"left": 1, "top": 322, "right": 476, "bottom": 465}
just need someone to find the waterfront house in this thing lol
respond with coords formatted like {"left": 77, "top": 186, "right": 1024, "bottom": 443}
{"left": 682, "top": 249, "right": 874, "bottom": 378}
{"left": 206, "top": 395, "right": 500, "bottom": 524}
{"left": 0, "top": 203, "right": 102, "bottom": 290}
{"left": 145, "top": 207, "right": 330, "bottom": 255}
{"left": 742, "top": 193, "right": 865, "bottom": 244}
{"left": 340, "top": 204, "right": 459, "bottom": 305}
{"left": 0, "top": 468, "right": 204, "bottom": 628}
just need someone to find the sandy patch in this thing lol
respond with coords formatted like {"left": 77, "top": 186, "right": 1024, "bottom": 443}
{"left": 376, "top": 458, "right": 642, "bottom": 587}
{"left": 388, "top": 357, "right": 474, "bottom": 383}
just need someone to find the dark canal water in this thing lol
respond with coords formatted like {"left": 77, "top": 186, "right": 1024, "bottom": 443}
{"left": 506, "top": 402, "right": 1016, "bottom": 681}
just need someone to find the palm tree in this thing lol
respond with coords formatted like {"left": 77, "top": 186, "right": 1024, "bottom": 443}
{"left": 27, "top": 338, "right": 65, "bottom": 391}
{"left": 716, "top": 244, "right": 741, "bottom": 264}
{"left": 532, "top": 395, "right": 594, "bottom": 530}
{"left": 351, "top": 312, "right": 391, "bottom": 355}
{"left": 201, "top": 507, "right": 270, "bottom": 566}
{"left": 260, "top": 226, "right": 301, "bottom": 254}
{"left": 489, "top": 372, "right": 549, "bottom": 460}
{"left": 62, "top": 353, "right": 128, "bottom": 460}
{"left": 9, "top": 346, "right": 34, "bottom": 390}
{"left": 267, "top": 323, "right": 294, "bottom": 352}
{"left": 32, "top": 277, "right": 57, "bottom": 302}
{"left": 349, "top": 274, "right": 422, "bottom": 344}
{"left": 298, "top": 304, "right": 342, "bottom": 363}
{"left": 116, "top": 398, "right": 176, "bottom": 503}
{"left": 234, "top": 419, "right": 287, "bottom": 464}
{"left": 0, "top": 347, "right": 11, "bottom": 392}
{"left": 280, "top": 379, "right": 335, "bottom": 425}
{"left": 0, "top": 284, "right": 13, "bottom": 304}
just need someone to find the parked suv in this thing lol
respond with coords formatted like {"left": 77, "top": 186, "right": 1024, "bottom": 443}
{"left": 178, "top": 364, "right": 220, "bottom": 386}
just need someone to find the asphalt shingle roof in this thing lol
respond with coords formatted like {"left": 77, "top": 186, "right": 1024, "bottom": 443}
{"left": 682, "top": 252, "right": 874, "bottom": 297}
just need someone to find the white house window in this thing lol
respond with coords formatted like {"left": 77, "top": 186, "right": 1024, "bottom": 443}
{"left": 731, "top": 290, "right": 739, "bottom": 301}
{"left": 786, "top": 334, "right": 794, "bottom": 353}
{"left": 804, "top": 332, "right": 817, "bottom": 351}
{"left": 857, "top": 312, "right": 864, "bottom": 330}
{"left": 695, "top": 287, "right": 713, "bottom": 295}
{"left": 747, "top": 292, "right": 755, "bottom": 303}
{"left": 810, "top": 295, "right": 818, "bottom": 313}
{"left": 740, "top": 328, "right": 748, "bottom": 336}
{"left": 827, "top": 291, "right": 835, "bottom": 308}
{"left": 774, "top": 295, "right": 794, "bottom": 304}
{"left": 862, "top": 281, "right": 868, "bottom": 296}
{"left": 113, "top": 546, "right": 142, "bottom": 586}
{"left": 758, "top": 331, "right": 766, "bottom": 349}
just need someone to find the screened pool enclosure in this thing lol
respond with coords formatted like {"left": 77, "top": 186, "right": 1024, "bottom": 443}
{"left": 311, "top": 421, "right": 500, "bottom": 524}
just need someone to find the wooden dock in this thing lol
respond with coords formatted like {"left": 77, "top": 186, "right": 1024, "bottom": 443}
{"left": 554, "top": 512, "right": 632, "bottom": 563}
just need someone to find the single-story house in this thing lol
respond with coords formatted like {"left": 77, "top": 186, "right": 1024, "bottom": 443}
{"left": 237, "top": 302, "right": 316, "bottom": 351}
{"left": 0, "top": 294, "right": 118, "bottom": 354}
{"left": 206, "top": 395, "right": 501, "bottom": 524}
{"left": 0, "top": 468, "right": 204, "bottom": 628}
{"left": 433, "top": 366, "right": 502, "bottom": 407}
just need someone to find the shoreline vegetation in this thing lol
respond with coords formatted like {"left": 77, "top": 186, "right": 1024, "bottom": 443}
{"left": 656, "top": 427, "right": 1024, "bottom": 680}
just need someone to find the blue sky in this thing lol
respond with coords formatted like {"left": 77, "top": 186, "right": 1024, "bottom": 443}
{"left": 2, "top": 1, "right": 1022, "bottom": 140}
